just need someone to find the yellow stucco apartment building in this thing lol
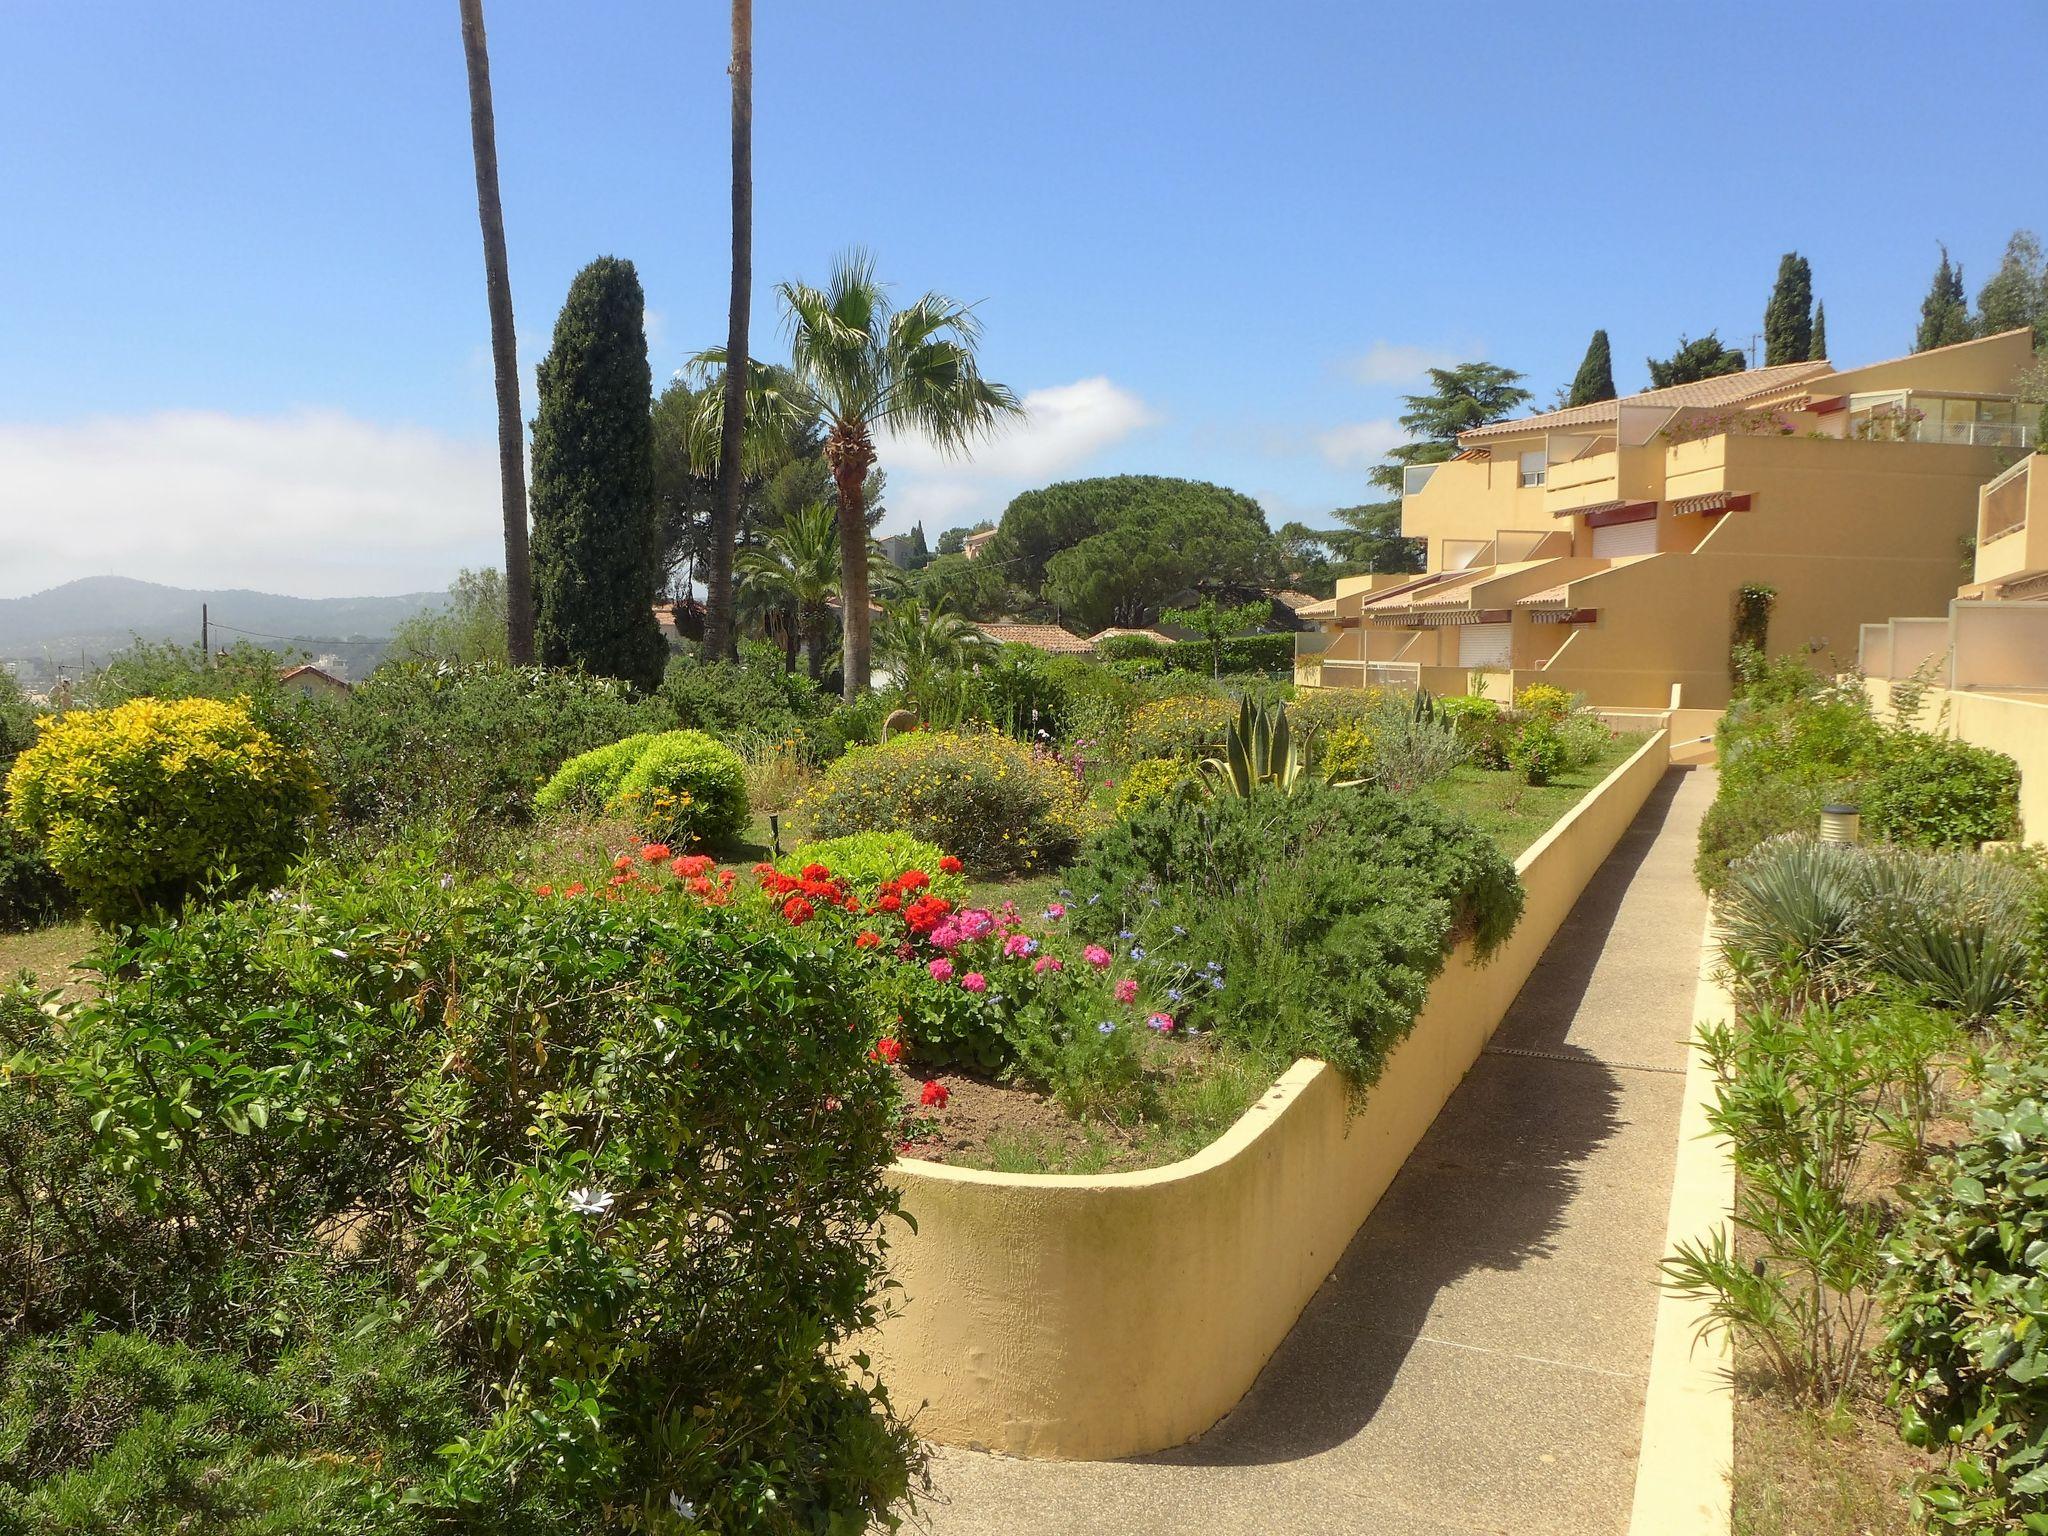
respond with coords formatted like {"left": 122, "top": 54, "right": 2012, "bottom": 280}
{"left": 1296, "top": 327, "right": 2041, "bottom": 711}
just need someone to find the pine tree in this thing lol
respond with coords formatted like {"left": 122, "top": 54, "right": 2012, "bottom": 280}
{"left": 1808, "top": 301, "right": 1827, "bottom": 361}
{"left": 1567, "top": 330, "right": 1616, "bottom": 406}
{"left": 1975, "top": 230, "right": 2046, "bottom": 346}
{"left": 530, "top": 256, "right": 668, "bottom": 690}
{"left": 1763, "top": 253, "right": 1814, "bottom": 366}
{"left": 1646, "top": 333, "right": 1746, "bottom": 389}
{"left": 1914, "top": 245, "right": 1976, "bottom": 352}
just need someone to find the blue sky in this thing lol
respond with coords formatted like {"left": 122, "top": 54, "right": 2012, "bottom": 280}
{"left": 0, "top": 0, "right": 2039, "bottom": 596}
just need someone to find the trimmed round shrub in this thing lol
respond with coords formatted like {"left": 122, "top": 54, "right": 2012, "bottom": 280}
{"left": 800, "top": 730, "right": 1087, "bottom": 875}
{"left": 538, "top": 729, "right": 748, "bottom": 845}
{"left": 1864, "top": 733, "right": 2020, "bottom": 850}
{"left": 1122, "top": 695, "right": 1235, "bottom": 761}
{"left": 1507, "top": 717, "right": 1568, "bottom": 786}
{"left": 779, "top": 831, "right": 961, "bottom": 899}
{"left": 3, "top": 697, "right": 324, "bottom": 921}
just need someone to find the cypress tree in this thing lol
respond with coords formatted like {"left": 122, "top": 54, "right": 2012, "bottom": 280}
{"left": 530, "top": 256, "right": 668, "bottom": 690}
{"left": 1763, "top": 253, "right": 1814, "bottom": 366}
{"left": 1567, "top": 329, "right": 1616, "bottom": 406}
{"left": 1914, "top": 246, "right": 1976, "bottom": 352}
{"left": 1808, "top": 301, "right": 1827, "bottom": 360}
{"left": 1975, "top": 230, "right": 2046, "bottom": 345}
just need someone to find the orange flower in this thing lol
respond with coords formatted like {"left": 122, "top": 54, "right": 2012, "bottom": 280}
{"left": 855, "top": 929, "right": 882, "bottom": 949}
{"left": 533, "top": 883, "right": 554, "bottom": 897}
{"left": 640, "top": 842, "right": 672, "bottom": 863}
{"left": 564, "top": 882, "right": 586, "bottom": 897}
{"left": 612, "top": 854, "right": 634, "bottom": 873}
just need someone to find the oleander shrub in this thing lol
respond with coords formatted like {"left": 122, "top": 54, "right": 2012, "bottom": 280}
{"left": 0, "top": 859, "right": 923, "bottom": 1530}
{"left": 1887, "top": 1051, "right": 2048, "bottom": 1531}
{"left": 1506, "top": 717, "right": 1569, "bottom": 786}
{"left": 800, "top": 730, "right": 1086, "bottom": 875}
{"left": 3, "top": 697, "right": 324, "bottom": 922}
{"left": 1121, "top": 694, "right": 1237, "bottom": 762}
{"left": 321, "top": 663, "right": 673, "bottom": 832}
{"left": 1062, "top": 783, "right": 1522, "bottom": 1086}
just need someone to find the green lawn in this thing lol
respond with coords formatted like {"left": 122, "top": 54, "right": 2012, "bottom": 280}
{"left": 0, "top": 920, "right": 98, "bottom": 998}
{"left": 1421, "top": 733, "right": 1642, "bottom": 859}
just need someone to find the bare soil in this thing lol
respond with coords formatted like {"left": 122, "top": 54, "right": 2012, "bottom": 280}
{"left": 890, "top": 1066, "right": 1146, "bottom": 1174}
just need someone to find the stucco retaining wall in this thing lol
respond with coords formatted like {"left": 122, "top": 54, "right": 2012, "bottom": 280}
{"left": 868, "top": 729, "right": 1674, "bottom": 1459}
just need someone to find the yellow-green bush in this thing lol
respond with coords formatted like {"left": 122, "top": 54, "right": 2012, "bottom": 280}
{"left": 1321, "top": 723, "right": 1375, "bottom": 781}
{"left": 535, "top": 729, "right": 748, "bottom": 844}
{"left": 799, "top": 730, "right": 1087, "bottom": 875}
{"left": 1286, "top": 685, "right": 1384, "bottom": 739}
{"left": 1122, "top": 695, "right": 1236, "bottom": 761}
{"left": 3, "top": 697, "right": 324, "bottom": 921}
{"left": 1113, "top": 757, "right": 1193, "bottom": 818}
{"left": 1512, "top": 683, "right": 1576, "bottom": 720}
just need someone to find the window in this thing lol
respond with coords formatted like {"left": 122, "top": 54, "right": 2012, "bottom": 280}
{"left": 1519, "top": 450, "right": 1546, "bottom": 488}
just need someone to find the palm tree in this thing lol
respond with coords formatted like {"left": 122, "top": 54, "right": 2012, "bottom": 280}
{"left": 780, "top": 252, "right": 1020, "bottom": 700}
{"left": 456, "top": 0, "right": 534, "bottom": 662}
{"left": 736, "top": 501, "right": 840, "bottom": 679}
{"left": 872, "top": 595, "right": 992, "bottom": 712}
{"left": 704, "top": 0, "right": 753, "bottom": 661}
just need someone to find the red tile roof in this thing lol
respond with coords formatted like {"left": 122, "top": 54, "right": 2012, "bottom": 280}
{"left": 975, "top": 622, "right": 1096, "bottom": 655}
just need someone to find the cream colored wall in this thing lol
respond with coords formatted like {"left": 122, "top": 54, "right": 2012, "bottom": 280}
{"left": 1809, "top": 327, "right": 2036, "bottom": 398}
{"left": 864, "top": 733, "right": 1674, "bottom": 1459}
{"left": 1400, "top": 449, "right": 1548, "bottom": 563}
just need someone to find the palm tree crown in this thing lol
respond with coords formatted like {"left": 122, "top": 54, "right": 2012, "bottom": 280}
{"left": 736, "top": 500, "right": 839, "bottom": 678}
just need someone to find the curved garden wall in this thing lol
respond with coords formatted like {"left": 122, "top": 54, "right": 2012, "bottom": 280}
{"left": 867, "top": 728, "right": 1673, "bottom": 1459}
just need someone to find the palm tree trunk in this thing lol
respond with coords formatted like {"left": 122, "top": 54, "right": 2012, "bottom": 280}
{"left": 703, "top": 0, "right": 752, "bottom": 662}
{"left": 457, "top": 0, "right": 534, "bottom": 664}
{"left": 828, "top": 428, "right": 876, "bottom": 700}
{"left": 801, "top": 598, "right": 828, "bottom": 682}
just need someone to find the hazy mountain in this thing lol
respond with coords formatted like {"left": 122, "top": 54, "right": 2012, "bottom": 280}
{"left": 0, "top": 577, "right": 444, "bottom": 690}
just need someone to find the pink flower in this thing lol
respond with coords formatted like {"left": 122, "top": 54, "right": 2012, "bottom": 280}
{"left": 1045, "top": 902, "right": 1066, "bottom": 919}
{"left": 929, "top": 922, "right": 964, "bottom": 952}
{"left": 1114, "top": 977, "right": 1138, "bottom": 1005}
{"left": 1147, "top": 1012, "right": 1175, "bottom": 1033}
{"left": 1083, "top": 944, "right": 1112, "bottom": 969}
{"left": 961, "top": 971, "right": 988, "bottom": 993}
{"left": 1002, "top": 933, "right": 1037, "bottom": 959}
{"left": 958, "top": 909, "right": 995, "bottom": 941}
{"left": 1033, "top": 955, "right": 1064, "bottom": 975}
{"left": 928, "top": 957, "right": 955, "bottom": 982}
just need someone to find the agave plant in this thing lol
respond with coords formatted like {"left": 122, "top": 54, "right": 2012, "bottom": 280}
{"left": 1203, "top": 698, "right": 1313, "bottom": 798}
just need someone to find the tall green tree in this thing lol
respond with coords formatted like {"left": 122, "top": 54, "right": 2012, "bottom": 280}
{"left": 1326, "top": 501, "right": 1424, "bottom": 573}
{"left": 1159, "top": 595, "right": 1272, "bottom": 678}
{"left": 1646, "top": 333, "right": 1746, "bottom": 389}
{"left": 1976, "top": 230, "right": 2047, "bottom": 347}
{"left": 736, "top": 501, "right": 838, "bottom": 678}
{"left": 777, "top": 252, "right": 1019, "bottom": 700}
{"left": 1567, "top": 330, "right": 1616, "bottom": 406}
{"left": 529, "top": 257, "right": 667, "bottom": 690}
{"left": 455, "top": 0, "right": 534, "bottom": 664}
{"left": 1763, "top": 253, "right": 1814, "bottom": 365}
{"left": 872, "top": 597, "right": 991, "bottom": 712}
{"left": 1368, "top": 363, "right": 1532, "bottom": 494}
{"left": 388, "top": 567, "right": 509, "bottom": 665}
{"left": 703, "top": 0, "right": 753, "bottom": 662}
{"left": 1809, "top": 301, "right": 1828, "bottom": 360}
{"left": 1915, "top": 245, "right": 1976, "bottom": 351}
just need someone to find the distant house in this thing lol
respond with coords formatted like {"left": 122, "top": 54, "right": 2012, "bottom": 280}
{"left": 1088, "top": 626, "right": 1177, "bottom": 648}
{"left": 278, "top": 663, "right": 351, "bottom": 699}
{"left": 653, "top": 598, "right": 704, "bottom": 645}
{"left": 962, "top": 528, "right": 999, "bottom": 561}
{"left": 973, "top": 621, "right": 1094, "bottom": 656}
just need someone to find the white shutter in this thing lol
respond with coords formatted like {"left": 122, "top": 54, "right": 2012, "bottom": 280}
{"left": 1591, "top": 518, "right": 1658, "bottom": 557}
{"left": 1458, "top": 622, "right": 1513, "bottom": 670}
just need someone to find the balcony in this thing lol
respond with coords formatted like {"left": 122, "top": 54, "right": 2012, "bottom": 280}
{"left": 1975, "top": 454, "right": 2048, "bottom": 588}
{"left": 1847, "top": 391, "right": 2038, "bottom": 449}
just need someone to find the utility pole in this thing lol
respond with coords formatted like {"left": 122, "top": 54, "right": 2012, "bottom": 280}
{"left": 201, "top": 603, "right": 209, "bottom": 663}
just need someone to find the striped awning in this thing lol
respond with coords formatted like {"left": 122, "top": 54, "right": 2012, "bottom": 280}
{"left": 1374, "top": 607, "right": 1512, "bottom": 628}
{"left": 1552, "top": 497, "right": 1658, "bottom": 521}
{"left": 1516, "top": 584, "right": 1571, "bottom": 607}
{"left": 1529, "top": 608, "right": 1599, "bottom": 625}
{"left": 1670, "top": 491, "right": 1753, "bottom": 517}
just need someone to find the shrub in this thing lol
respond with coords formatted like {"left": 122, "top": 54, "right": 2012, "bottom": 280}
{"left": 780, "top": 831, "right": 956, "bottom": 897}
{"left": 1506, "top": 717, "right": 1568, "bottom": 786}
{"left": 660, "top": 647, "right": 832, "bottom": 751}
{"left": 0, "top": 670, "right": 66, "bottom": 930}
{"left": 321, "top": 663, "right": 672, "bottom": 832}
{"left": 1864, "top": 733, "right": 2021, "bottom": 850}
{"left": 1696, "top": 775, "right": 1831, "bottom": 893}
{"left": 1096, "top": 634, "right": 1294, "bottom": 676}
{"left": 1555, "top": 710, "right": 1616, "bottom": 772}
{"left": 1112, "top": 757, "right": 1192, "bottom": 818}
{"left": 1887, "top": 1051, "right": 2048, "bottom": 1529}
{"left": 1366, "top": 707, "right": 1468, "bottom": 793}
{"left": 1319, "top": 723, "right": 1374, "bottom": 782}
{"left": 531, "top": 730, "right": 665, "bottom": 814}
{"left": 1122, "top": 694, "right": 1236, "bottom": 761}
{"left": 83, "top": 638, "right": 329, "bottom": 749}
{"left": 610, "top": 730, "right": 749, "bottom": 844}
{"left": 1853, "top": 848, "right": 2035, "bottom": 1023}
{"left": 801, "top": 731, "right": 1086, "bottom": 875}
{"left": 0, "top": 859, "right": 924, "bottom": 1529}
{"left": 1436, "top": 694, "right": 1510, "bottom": 769}
{"left": 1061, "top": 783, "right": 1522, "bottom": 1085}
{"left": 1286, "top": 685, "right": 1383, "bottom": 745}
{"left": 1512, "top": 683, "right": 1575, "bottom": 720}
{"left": 4, "top": 697, "right": 324, "bottom": 922}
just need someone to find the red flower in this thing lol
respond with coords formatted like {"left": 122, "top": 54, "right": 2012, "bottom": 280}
{"left": 876, "top": 893, "right": 903, "bottom": 914}
{"left": 870, "top": 1037, "right": 903, "bottom": 1065}
{"left": 671, "top": 853, "right": 714, "bottom": 879}
{"left": 801, "top": 862, "right": 831, "bottom": 881}
{"left": 843, "top": 894, "right": 861, "bottom": 912}
{"left": 855, "top": 929, "right": 882, "bottom": 949}
{"left": 904, "top": 894, "right": 953, "bottom": 934}
{"left": 612, "top": 854, "right": 634, "bottom": 872}
{"left": 563, "top": 882, "right": 586, "bottom": 897}
{"left": 752, "top": 861, "right": 777, "bottom": 877}
{"left": 782, "top": 895, "right": 815, "bottom": 925}
{"left": 898, "top": 869, "right": 931, "bottom": 893}
{"left": 920, "top": 1079, "right": 950, "bottom": 1109}
{"left": 640, "top": 843, "right": 672, "bottom": 863}
{"left": 532, "top": 883, "right": 554, "bottom": 897}
{"left": 687, "top": 876, "right": 713, "bottom": 897}
{"left": 938, "top": 855, "right": 963, "bottom": 875}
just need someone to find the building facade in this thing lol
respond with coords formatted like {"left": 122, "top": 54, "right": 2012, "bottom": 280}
{"left": 1297, "top": 329, "right": 2040, "bottom": 710}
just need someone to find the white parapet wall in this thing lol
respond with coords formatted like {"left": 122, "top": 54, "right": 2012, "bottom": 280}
{"left": 865, "top": 730, "right": 1674, "bottom": 1459}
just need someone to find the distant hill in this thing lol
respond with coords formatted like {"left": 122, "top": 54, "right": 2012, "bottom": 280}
{"left": 0, "top": 577, "right": 444, "bottom": 691}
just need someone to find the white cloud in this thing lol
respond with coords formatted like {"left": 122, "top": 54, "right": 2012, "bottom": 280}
{"left": 0, "top": 410, "right": 502, "bottom": 598}
{"left": 873, "top": 376, "right": 1158, "bottom": 537}
{"left": 1312, "top": 418, "right": 1406, "bottom": 469}
{"left": 1341, "top": 341, "right": 1469, "bottom": 385}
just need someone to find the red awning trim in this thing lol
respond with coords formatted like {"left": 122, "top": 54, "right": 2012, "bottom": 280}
{"left": 1583, "top": 501, "right": 1658, "bottom": 529}
{"left": 1670, "top": 491, "right": 1753, "bottom": 517}
{"left": 1529, "top": 608, "right": 1599, "bottom": 625}
{"left": 1807, "top": 395, "right": 1847, "bottom": 416}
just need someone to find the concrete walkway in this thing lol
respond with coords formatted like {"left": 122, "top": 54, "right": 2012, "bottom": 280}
{"left": 915, "top": 765, "right": 1715, "bottom": 1536}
